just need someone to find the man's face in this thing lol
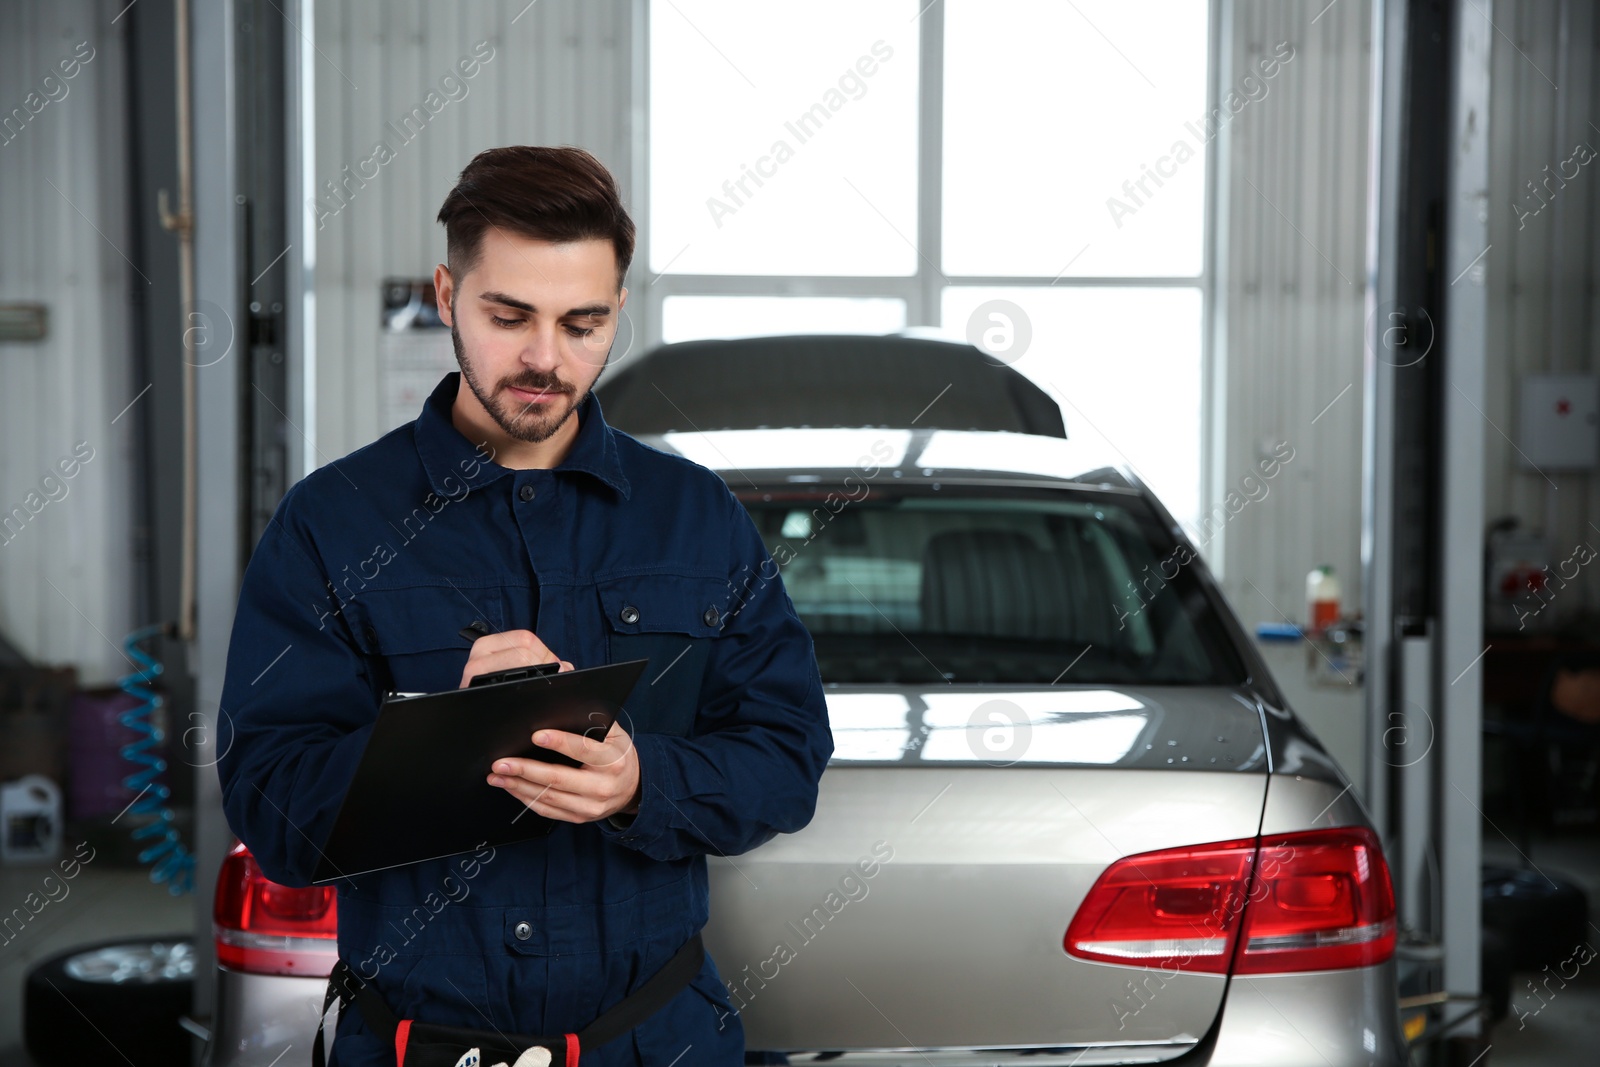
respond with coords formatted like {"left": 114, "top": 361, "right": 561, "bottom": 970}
{"left": 436, "top": 227, "right": 626, "bottom": 444}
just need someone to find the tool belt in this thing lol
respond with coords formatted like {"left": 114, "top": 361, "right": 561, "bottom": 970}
{"left": 311, "top": 932, "right": 704, "bottom": 1067}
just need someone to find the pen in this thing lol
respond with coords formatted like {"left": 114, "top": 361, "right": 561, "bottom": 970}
{"left": 459, "top": 620, "right": 491, "bottom": 642}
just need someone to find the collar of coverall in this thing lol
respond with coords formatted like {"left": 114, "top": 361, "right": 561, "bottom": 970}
{"left": 414, "top": 370, "right": 633, "bottom": 502}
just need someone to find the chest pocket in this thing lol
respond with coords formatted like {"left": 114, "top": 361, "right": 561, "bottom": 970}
{"left": 345, "top": 584, "right": 507, "bottom": 696}
{"left": 596, "top": 572, "right": 727, "bottom": 739}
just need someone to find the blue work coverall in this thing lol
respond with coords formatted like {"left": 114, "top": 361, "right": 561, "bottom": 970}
{"left": 216, "top": 371, "right": 833, "bottom": 1065}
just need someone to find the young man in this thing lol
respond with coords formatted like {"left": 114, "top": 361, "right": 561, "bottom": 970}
{"left": 216, "top": 146, "right": 832, "bottom": 1066}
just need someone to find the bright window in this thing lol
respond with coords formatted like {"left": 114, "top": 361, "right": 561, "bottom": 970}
{"left": 941, "top": 0, "right": 1209, "bottom": 278}
{"left": 646, "top": 1, "right": 1212, "bottom": 529}
{"left": 661, "top": 296, "right": 906, "bottom": 344}
{"left": 648, "top": 1, "right": 920, "bottom": 277}
{"left": 941, "top": 286, "right": 1204, "bottom": 532}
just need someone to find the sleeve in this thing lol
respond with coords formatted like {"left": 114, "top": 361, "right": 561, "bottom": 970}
{"left": 598, "top": 487, "right": 833, "bottom": 861}
{"left": 214, "top": 511, "right": 384, "bottom": 887}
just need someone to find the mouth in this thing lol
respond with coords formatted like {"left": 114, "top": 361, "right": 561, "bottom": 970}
{"left": 505, "top": 384, "right": 565, "bottom": 406}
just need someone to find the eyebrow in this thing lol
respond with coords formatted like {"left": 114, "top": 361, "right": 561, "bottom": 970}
{"left": 477, "top": 290, "right": 612, "bottom": 318}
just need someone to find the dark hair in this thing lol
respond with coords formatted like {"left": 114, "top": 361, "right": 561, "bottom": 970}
{"left": 436, "top": 145, "right": 635, "bottom": 292}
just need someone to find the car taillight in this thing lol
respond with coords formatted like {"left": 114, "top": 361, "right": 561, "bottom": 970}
{"left": 1065, "top": 837, "right": 1257, "bottom": 973}
{"left": 1235, "top": 827, "right": 1395, "bottom": 974}
{"left": 213, "top": 840, "right": 339, "bottom": 977}
{"left": 1065, "top": 827, "right": 1396, "bottom": 976}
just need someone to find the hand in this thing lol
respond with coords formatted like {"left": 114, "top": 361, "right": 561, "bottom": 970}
{"left": 459, "top": 629, "right": 573, "bottom": 688}
{"left": 486, "top": 720, "right": 643, "bottom": 823}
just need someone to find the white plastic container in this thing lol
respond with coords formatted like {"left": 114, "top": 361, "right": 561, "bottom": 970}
{"left": 1, "top": 775, "right": 63, "bottom": 865}
{"left": 1306, "top": 565, "right": 1342, "bottom": 638}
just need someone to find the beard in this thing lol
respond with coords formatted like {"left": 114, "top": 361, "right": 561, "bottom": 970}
{"left": 451, "top": 321, "right": 611, "bottom": 444}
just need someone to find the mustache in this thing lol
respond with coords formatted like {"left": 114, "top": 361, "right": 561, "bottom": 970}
{"left": 502, "top": 375, "right": 572, "bottom": 396}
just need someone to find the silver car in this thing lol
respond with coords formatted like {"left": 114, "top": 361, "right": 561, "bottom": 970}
{"left": 206, "top": 336, "right": 1405, "bottom": 1066}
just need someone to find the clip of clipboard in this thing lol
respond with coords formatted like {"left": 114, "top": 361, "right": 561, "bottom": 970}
{"left": 311, "top": 657, "right": 649, "bottom": 884}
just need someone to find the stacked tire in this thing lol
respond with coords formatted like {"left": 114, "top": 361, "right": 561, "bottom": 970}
{"left": 24, "top": 936, "right": 194, "bottom": 1066}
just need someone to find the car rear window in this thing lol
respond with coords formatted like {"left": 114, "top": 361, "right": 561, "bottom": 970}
{"left": 739, "top": 487, "right": 1247, "bottom": 686}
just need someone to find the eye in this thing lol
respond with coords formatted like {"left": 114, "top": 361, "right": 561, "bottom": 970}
{"left": 565, "top": 325, "right": 597, "bottom": 338}
{"left": 490, "top": 315, "right": 523, "bottom": 328}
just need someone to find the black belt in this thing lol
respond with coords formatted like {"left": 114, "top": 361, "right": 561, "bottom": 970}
{"left": 311, "top": 932, "right": 704, "bottom": 1067}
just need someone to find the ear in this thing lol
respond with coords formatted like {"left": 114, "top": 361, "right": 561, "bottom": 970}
{"left": 434, "top": 264, "right": 456, "bottom": 326}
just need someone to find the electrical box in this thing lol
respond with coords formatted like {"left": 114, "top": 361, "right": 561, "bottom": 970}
{"left": 1518, "top": 374, "right": 1599, "bottom": 471}
{"left": 379, "top": 278, "right": 455, "bottom": 433}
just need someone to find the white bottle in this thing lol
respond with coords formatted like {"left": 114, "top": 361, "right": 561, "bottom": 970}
{"left": 1306, "top": 565, "right": 1341, "bottom": 638}
{"left": 0, "top": 775, "right": 63, "bottom": 865}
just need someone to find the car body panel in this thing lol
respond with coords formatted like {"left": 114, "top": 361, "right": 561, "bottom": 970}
{"left": 208, "top": 966, "right": 328, "bottom": 1066}
{"left": 821, "top": 684, "right": 1269, "bottom": 771}
{"left": 594, "top": 334, "right": 1070, "bottom": 439}
{"left": 703, "top": 758, "right": 1269, "bottom": 1051}
{"left": 726, "top": 962, "right": 1406, "bottom": 1067}
{"left": 1257, "top": 763, "right": 1371, "bottom": 839}
{"left": 1208, "top": 961, "right": 1409, "bottom": 1066}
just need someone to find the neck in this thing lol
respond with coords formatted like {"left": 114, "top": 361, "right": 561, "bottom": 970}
{"left": 450, "top": 380, "right": 582, "bottom": 470}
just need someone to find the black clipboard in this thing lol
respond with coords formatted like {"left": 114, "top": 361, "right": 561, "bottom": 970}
{"left": 311, "top": 658, "right": 649, "bottom": 884}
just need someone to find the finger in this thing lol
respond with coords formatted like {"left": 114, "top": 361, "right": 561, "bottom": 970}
{"left": 487, "top": 758, "right": 588, "bottom": 795}
{"left": 558, "top": 660, "right": 575, "bottom": 672}
{"left": 495, "top": 779, "right": 609, "bottom": 822}
{"left": 459, "top": 641, "right": 562, "bottom": 687}
{"left": 570, "top": 721, "right": 634, "bottom": 769}
{"left": 505, "top": 786, "right": 588, "bottom": 823}
{"left": 531, "top": 726, "right": 623, "bottom": 768}
{"left": 471, "top": 647, "right": 562, "bottom": 675}
{"left": 470, "top": 629, "right": 554, "bottom": 659}
{"left": 469, "top": 650, "right": 561, "bottom": 678}
{"left": 512, "top": 790, "right": 601, "bottom": 825}
{"left": 487, "top": 770, "right": 580, "bottom": 812}
{"left": 462, "top": 652, "right": 532, "bottom": 688}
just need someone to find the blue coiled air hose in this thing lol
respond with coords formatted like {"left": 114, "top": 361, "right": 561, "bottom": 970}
{"left": 117, "top": 623, "right": 195, "bottom": 895}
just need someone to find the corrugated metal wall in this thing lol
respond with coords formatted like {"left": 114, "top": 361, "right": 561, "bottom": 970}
{"left": 1215, "top": 0, "right": 1373, "bottom": 624}
{"left": 1484, "top": 0, "right": 1600, "bottom": 620}
{"left": 1216, "top": 0, "right": 1600, "bottom": 634}
{"left": 0, "top": 0, "right": 135, "bottom": 684}
{"left": 311, "top": 0, "right": 636, "bottom": 461}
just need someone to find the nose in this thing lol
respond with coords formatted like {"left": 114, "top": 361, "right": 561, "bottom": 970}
{"left": 518, "top": 322, "right": 567, "bottom": 372}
